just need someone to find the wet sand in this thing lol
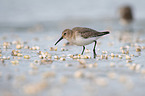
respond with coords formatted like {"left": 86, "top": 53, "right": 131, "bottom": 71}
{"left": 0, "top": 19, "right": 145, "bottom": 96}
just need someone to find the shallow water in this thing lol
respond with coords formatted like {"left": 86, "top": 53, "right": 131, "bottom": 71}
{"left": 0, "top": 19, "right": 145, "bottom": 96}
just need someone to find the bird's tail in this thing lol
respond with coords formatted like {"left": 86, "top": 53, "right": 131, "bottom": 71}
{"left": 103, "top": 31, "right": 110, "bottom": 34}
{"left": 98, "top": 31, "right": 110, "bottom": 36}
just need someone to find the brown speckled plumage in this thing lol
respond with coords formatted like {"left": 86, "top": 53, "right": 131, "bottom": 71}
{"left": 72, "top": 27, "right": 109, "bottom": 38}
{"left": 55, "top": 27, "right": 110, "bottom": 58}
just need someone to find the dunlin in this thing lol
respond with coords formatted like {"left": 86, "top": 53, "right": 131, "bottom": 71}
{"left": 119, "top": 5, "right": 133, "bottom": 25}
{"left": 55, "top": 27, "right": 110, "bottom": 58}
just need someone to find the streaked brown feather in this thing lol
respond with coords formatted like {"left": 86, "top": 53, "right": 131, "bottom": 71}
{"left": 72, "top": 27, "right": 109, "bottom": 38}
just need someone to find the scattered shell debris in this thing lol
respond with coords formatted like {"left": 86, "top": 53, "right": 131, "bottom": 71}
{"left": 95, "top": 77, "right": 108, "bottom": 86}
{"left": 136, "top": 47, "right": 141, "bottom": 52}
{"left": 0, "top": 31, "right": 145, "bottom": 96}
{"left": 40, "top": 59, "right": 53, "bottom": 64}
{"left": 11, "top": 60, "right": 19, "bottom": 65}
{"left": 24, "top": 55, "right": 30, "bottom": 59}
{"left": 107, "top": 72, "right": 117, "bottom": 79}
{"left": 49, "top": 47, "right": 57, "bottom": 51}
{"left": 23, "top": 81, "right": 48, "bottom": 95}
{"left": 30, "top": 63, "right": 38, "bottom": 70}
{"left": 74, "top": 70, "right": 84, "bottom": 78}
{"left": 42, "top": 71, "right": 55, "bottom": 78}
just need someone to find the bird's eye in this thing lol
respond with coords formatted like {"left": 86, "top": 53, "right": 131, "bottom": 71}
{"left": 64, "top": 33, "right": 66, "bottom": 35}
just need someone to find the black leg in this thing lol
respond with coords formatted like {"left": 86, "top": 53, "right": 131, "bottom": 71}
{"left": 81, "top": 46, "right": 85, "bottom": 55}
{"left": 93, "top": 41, "right": 97, "bottom": 58}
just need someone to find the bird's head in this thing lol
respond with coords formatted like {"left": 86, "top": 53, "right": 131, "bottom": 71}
{"left": 55, "top": 29, "right": 72, "bottom": 45}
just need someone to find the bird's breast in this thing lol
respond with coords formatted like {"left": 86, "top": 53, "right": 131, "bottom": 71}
{"left": 68, "top": 36, "right": 99, "bottom": 46}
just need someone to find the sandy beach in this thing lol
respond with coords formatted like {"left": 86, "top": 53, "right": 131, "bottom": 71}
{"left": 0, "top": 0, "right": 145, "bottom": 96}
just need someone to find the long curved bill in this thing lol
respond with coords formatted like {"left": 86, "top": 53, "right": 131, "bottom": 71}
{"left": 55, "top": 36, "right": 63, "bottom": 45}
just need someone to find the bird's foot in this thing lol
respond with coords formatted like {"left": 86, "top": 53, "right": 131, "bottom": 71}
{"left": 93, "top": 53, "right": 97, "bottom": 58}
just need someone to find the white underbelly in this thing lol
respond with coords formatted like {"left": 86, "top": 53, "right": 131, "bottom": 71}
{"left": 70, "top": 36, "right": 99, "bottom": 46}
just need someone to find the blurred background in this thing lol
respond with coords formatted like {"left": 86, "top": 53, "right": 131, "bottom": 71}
{"left": 1, "top": 1, "right": 145, "bottom": 96}
{"left": 0, "top": 0, "right": 145, "bottom": 32}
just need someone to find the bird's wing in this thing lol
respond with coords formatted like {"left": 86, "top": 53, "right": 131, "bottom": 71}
{"left": 72, "top": 27, "right": 103, "bottom": 39}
